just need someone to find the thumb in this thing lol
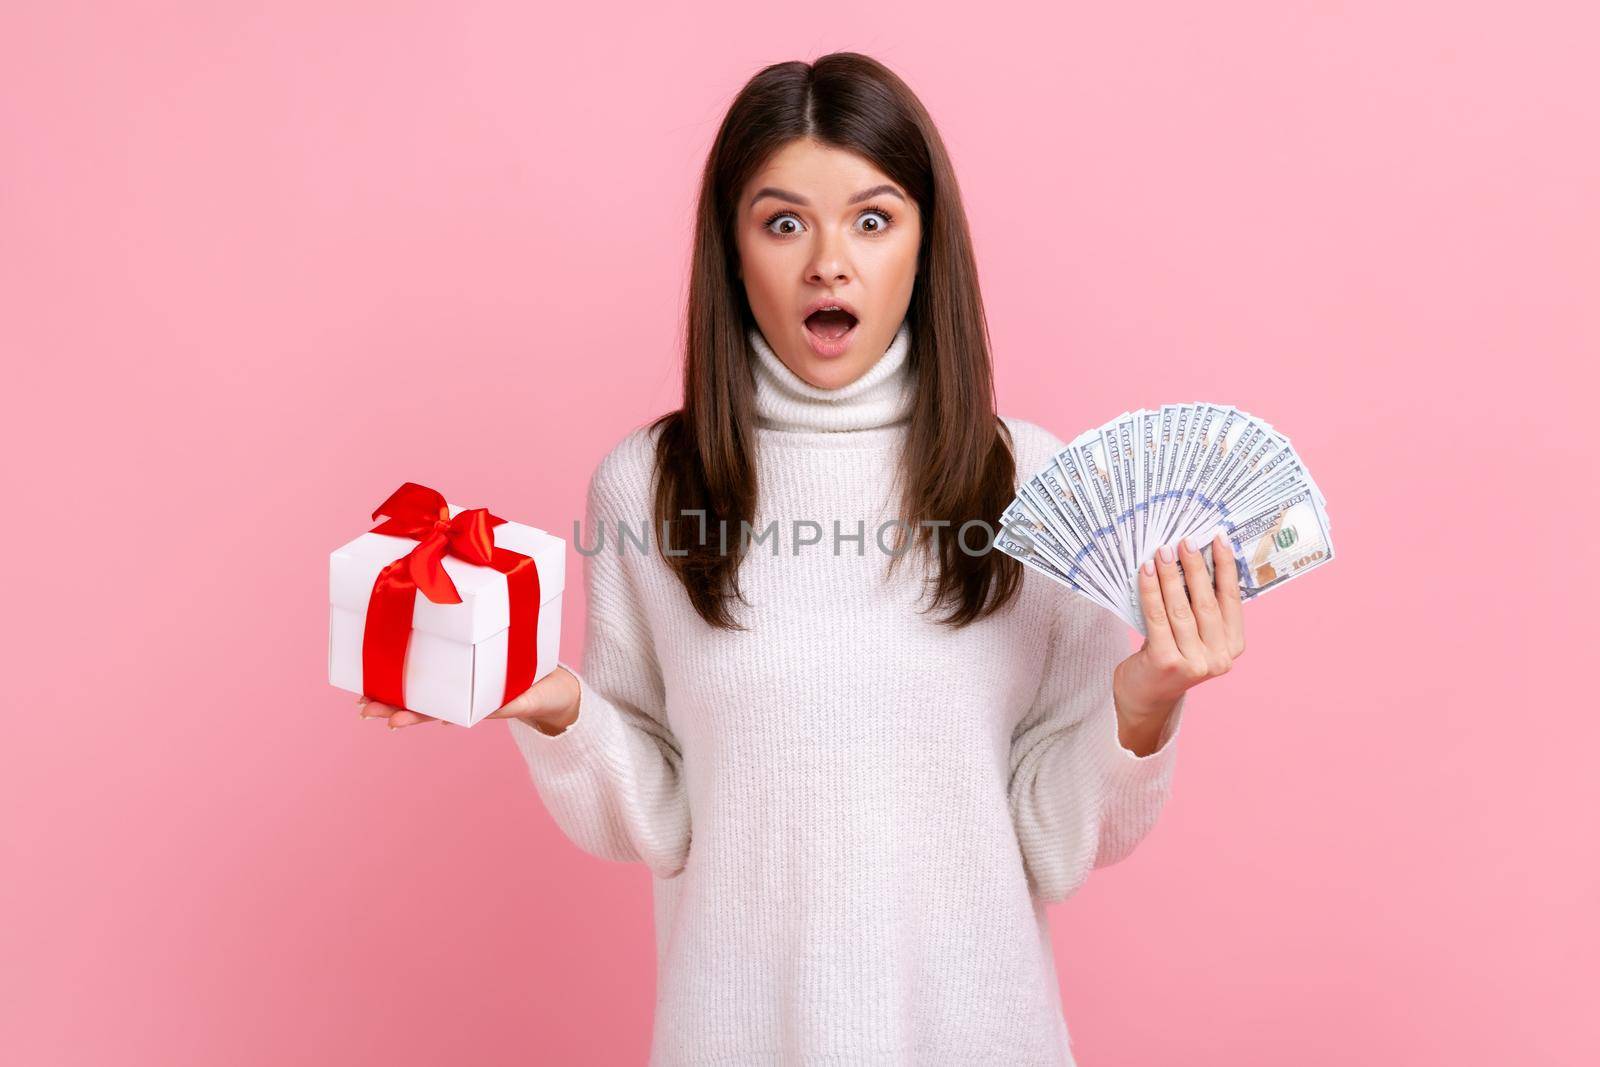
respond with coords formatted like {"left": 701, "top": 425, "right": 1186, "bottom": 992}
{"left": 486, "top": 665, "right": 577, "bottom": 721}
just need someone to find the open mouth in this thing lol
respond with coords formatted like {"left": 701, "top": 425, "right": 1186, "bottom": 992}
{"left": 803, "top": 307, "right": 859, "bottom": 341}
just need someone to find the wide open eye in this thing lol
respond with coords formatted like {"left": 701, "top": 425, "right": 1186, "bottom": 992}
{"left": 857, "top": 209, "right": 893, "bottom": 233}
{"left": 763, "top": 211, "right": 802, "bottom": 235}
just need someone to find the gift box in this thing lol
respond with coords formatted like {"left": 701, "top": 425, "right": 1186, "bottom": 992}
{"left": 328, "top": 482, "right": 565, "bottom": 726}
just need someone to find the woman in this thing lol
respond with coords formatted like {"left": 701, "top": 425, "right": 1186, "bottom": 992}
{"left": 361, "top": 52, "right": 1244, "bottom": 1065}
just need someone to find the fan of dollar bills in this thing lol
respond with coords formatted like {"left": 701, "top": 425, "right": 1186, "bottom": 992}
{"left": 996, "top": 403, "right": 1334, "bottom": 635}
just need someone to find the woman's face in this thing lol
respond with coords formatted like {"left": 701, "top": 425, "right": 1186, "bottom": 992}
{"left": 734, "top": 138, "right": 922, "bottom": 390}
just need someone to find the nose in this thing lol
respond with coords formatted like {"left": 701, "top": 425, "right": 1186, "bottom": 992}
{"left": 806, "top": 227, "right": 850, "bottom": 286}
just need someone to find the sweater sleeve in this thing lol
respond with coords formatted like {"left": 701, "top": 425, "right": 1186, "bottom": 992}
{"left": 1007, "top": 589, "right": 1185, "bottom": 904}
{"left": 505, "top": 447, "right": 692, "bottom": 881}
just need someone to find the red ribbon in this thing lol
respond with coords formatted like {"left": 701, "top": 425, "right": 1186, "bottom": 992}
{"left": 360, "top": 481, "right": 541, "bottom": 711}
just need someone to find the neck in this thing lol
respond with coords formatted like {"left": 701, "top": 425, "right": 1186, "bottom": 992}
{"left": 748, "top": 317, "right": 915, "bottom": 434}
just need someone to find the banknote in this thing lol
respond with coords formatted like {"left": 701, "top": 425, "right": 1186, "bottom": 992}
{"left": 999, "top": 404, "right": 1334, "bottom": 635}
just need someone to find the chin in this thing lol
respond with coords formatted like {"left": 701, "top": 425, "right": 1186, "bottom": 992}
{"left": 791, "top": 348, "right": 871, "bottom": 390}
{"left": 803, "top": 363, "right": 858, "bottom": 389}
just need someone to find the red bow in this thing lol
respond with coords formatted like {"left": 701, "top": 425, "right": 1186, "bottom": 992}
{"left": 360, "top": 481, "right": 541, "bottom": 712}
{"left": 367, "top": 481, "right": 507, "bottom": 604}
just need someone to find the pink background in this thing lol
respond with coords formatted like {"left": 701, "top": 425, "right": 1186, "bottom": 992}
{"left": 5, "top": 4, "right": 1595, "bottom": 1064}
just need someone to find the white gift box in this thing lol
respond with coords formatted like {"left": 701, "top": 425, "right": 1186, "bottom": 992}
{"left": 328, "top": 504, "right": 565, "bottom": 726}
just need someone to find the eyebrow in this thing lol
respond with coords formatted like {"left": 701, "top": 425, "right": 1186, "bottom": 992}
{"left": 748, "top": 183, "right": 907, "bottom": 210}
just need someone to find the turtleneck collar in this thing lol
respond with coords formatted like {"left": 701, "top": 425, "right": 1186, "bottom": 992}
{"left": 748, "top": 317, "right": 915, "bottom": 434}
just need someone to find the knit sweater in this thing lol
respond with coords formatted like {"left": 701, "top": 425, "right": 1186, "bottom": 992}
{"left": 508, "top": 316, "right": 1186, "bottom": 1065}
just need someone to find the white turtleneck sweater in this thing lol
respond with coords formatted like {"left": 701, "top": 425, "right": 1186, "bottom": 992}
{"left": 508, "top": 317, "right": 1185, "bottom": 1066}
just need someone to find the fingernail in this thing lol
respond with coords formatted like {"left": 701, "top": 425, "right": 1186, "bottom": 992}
{"left": 1184, "top": 534, "right": 1202, "bottom": 553}
{"left": 1141, "top": 559, "right": 1155, "bottom": 576}
{"left": 1158, "top": 545, "right": 1174, "bottom": 563}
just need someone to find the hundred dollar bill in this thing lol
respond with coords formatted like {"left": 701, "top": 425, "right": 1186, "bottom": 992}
{"left": 1222, "top": 486, "right": 1335, "bottom": 599}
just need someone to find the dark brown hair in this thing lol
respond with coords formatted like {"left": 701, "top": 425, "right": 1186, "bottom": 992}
{"left": 647, "top": 51, "right": 1021, "bottom": 630}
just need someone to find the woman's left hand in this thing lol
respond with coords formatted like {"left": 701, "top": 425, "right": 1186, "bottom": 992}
{"left": 1112, "top": 531, "right": 1246, "bottom": 722}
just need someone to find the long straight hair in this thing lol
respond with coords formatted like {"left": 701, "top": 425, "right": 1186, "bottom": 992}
{"left": 648, "top": 51, "right": 1022, "bottom": 631}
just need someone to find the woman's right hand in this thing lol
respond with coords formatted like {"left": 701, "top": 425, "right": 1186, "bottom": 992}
{"left": 358, "top": 665, "right": 581, "bottom": 734}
